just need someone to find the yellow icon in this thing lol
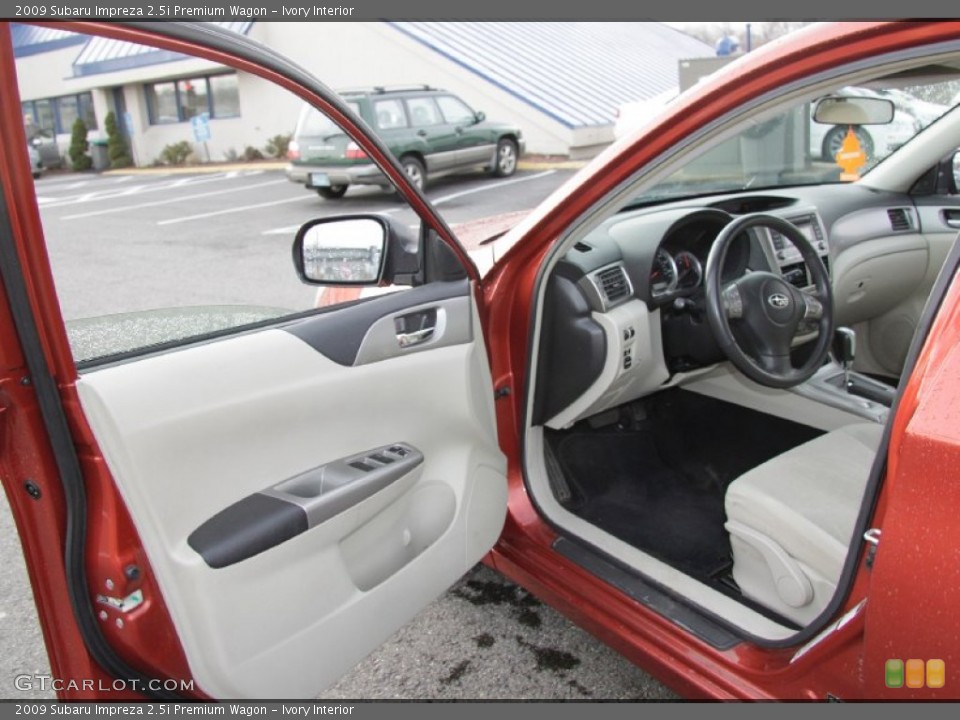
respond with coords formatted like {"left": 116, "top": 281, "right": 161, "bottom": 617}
{"left": 927, "top": 659, "right": 946, "bottom": 689}
{"left": 834, "top": 127, "right": 868, "bottom": 181}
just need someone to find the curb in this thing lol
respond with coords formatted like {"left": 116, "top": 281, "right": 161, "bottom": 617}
{"left": 98, "top": 159, "right": 587, "bottom": 177}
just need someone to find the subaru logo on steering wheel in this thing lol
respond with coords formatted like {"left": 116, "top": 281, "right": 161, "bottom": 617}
{"left": 768, "top": 293, "right": 790, "bottom": 309}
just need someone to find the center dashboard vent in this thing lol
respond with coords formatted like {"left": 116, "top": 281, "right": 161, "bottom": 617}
{"left": 592, "top": 264, "right": 632, "bottom": 308}
{"left": 887, "top": 208, "right": 913, "bottom": 232}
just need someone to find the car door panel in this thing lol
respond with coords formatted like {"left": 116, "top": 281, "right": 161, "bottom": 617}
{"left": 74, "top": 283, "right": 507, "bottom": 698}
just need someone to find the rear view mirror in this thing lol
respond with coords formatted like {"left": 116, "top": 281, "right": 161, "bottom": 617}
{"left": 813, "top": 96, "right": 895, "bottom": 125}
{"left": 293, "top": 216, "right": 387, "bottom": 285}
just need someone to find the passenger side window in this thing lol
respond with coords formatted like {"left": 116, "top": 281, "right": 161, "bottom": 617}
{"left": 373, "top": 99, "right": 408, "bottom": 130}
{"left": 436, "top": 96, "right": 475, "bottom": 125}
{"left": 406, "top": 97, "right": 443, "bottom": 127}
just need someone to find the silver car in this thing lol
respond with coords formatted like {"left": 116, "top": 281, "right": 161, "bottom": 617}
{"left": 27, "top": 142, "right": 43, "bottom": 179}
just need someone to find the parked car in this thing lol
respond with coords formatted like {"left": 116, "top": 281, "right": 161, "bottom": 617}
{"left": 7, "top": 20, "right": 960, "bottom": 702}
{"left": 27, "top": 141, "right": 43, "bottom": 178}
{"left": 285, "top": 85, "right": 525, "bottom": 198}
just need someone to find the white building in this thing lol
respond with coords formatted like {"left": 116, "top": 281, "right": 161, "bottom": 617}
{"left": 13, "top": 22, "right": 712, "bottom": 166}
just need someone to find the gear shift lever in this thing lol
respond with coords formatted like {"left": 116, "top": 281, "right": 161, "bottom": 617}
{"left": 833, "top": 327, "right": 856, "bottom": 390}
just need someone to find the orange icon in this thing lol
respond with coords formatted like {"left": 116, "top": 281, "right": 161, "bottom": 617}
{"left": 834, "top": 127, "right": 867, "bottom": 181}
{"left": 905, "top": 659, "right": 925, "bottom": 688}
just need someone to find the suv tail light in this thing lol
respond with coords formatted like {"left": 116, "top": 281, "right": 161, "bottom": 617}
{"left": 286, "top": 140, "right": 300, "bottom": 161}
{"left": 345, "top": 142, "right": 367, "bottom": 160}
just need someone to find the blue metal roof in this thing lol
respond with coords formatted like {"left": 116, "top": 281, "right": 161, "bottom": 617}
{"left": 389, "top": 22, "right": 713, "bottom": 128}
{"left": 11, "top": 23, "right": 87, "bottom": 58}
{"left": 71, "top": 22, "right": 254, "bottom": 77}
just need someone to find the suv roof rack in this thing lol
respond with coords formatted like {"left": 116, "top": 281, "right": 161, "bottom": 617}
{"left": 338, "top": 85, "right": 440, "bottom": 96}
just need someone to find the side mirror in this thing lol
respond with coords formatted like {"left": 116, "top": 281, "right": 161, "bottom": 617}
{"left": 813, "top": 96, "right": 895, "bottom": 125}
{"left": 474, "top": 111, "right": 486, "bottom": 124}
{"left": 292, "top": 215, "right": 420, "bottom": 286}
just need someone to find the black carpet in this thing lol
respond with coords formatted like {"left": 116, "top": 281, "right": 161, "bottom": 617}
{"left": 546, "top": 390, "right": 823, "bottom": 583}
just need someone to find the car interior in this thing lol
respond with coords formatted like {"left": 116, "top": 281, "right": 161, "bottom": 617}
{"left": 522, "top": 58, "right": 960, "bottom": 642}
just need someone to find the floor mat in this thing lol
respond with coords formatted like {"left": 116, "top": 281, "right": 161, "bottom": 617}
{"left": 546, "top": 390, "right": 824, "bottom": 583}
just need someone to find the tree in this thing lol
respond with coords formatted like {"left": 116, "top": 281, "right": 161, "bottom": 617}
{"left": 68, "top": 118, "right": 92, "bottom": 171}
{"left": 105, "top": 111, "right": 133, "bottom": 169}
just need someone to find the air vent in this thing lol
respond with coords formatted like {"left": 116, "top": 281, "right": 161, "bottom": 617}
{"left": 594, "top": 265, "right": 631, "bottom": 306}
{"left": 888, "top": 208, "right": 912, "bottom": 232}
{"left": 573, "top": 242, "right": 592, "bottom": 253}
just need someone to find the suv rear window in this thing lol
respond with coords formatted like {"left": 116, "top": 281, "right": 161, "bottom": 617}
{"left": 297, "top": 101, "right": 361, "bottom": 137}
{"left": 373, "top": 99, "right": 407, "bottom": 130}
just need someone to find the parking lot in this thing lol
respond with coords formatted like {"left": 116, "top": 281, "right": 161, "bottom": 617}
{"left": 1, "top": 165, "right": 674, "bottom": 700}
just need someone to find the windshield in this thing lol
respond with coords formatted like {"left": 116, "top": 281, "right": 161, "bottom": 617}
{"left": 629, "top": 80, "right": 959, "bottom": 205}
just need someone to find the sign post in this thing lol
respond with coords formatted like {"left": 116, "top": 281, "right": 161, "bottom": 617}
{"left": 191, "top": 113, "right": 211, "bottom": 162}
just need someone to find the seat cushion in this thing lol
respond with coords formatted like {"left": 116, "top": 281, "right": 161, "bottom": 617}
{"left": 725, "top": 422, "right": 882, "bottom": 584}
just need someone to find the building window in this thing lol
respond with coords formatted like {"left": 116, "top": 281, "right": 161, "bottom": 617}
{"left": 145, "top": 73, "right": 241, "bottom": 124}
{"left": 208, "top": 74, "right": 240, "bottom": 118}
{"left": 22, "top": 92, "right": 98, "bottom": 135}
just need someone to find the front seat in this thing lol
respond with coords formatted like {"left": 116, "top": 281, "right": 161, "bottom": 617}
{"left": 724, "top": 422, "right": 883, "bottom": 625}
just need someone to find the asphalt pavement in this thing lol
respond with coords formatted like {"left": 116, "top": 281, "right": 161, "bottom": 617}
{"left": 0, "top": 165, "right": 674, "bottom": 701}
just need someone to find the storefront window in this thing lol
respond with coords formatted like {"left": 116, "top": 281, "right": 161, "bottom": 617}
{"left": 177, "top": 78, "right": 209, "bottom": 120}
{"left": 145, "top": 74, "right": 241, "bottom": 124}
{"left": 58, "top": 95, "right": 79, "bottom": 131}
{"left": 147, "top": 81, "right": 179, "bottom": 124}
{"left": 209, "top": 74, "right": 240, "bottom": 118}
{"left": 78, "top": 93, "right": 97, "bottom": 130}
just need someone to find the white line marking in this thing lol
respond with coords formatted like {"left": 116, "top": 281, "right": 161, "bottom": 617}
{"left": 158, "top": 193, "right": 317, "bottom": 225}
{"left": 431, "top": 170, "right": 556, "bottom": 206}
{"left": 260, "top": 207, "right": 401, "bottom": 235}
{"left": 256, "top": 171, "right": 552, "bottom": 236}
{"left": 39, "top": 172, "right": 244, "bottom": 208}
{"left": 0, "top": 612, "right": 7, "bottom": 620}
{"left": 62, "top": 179, "right": 287, "bottom": 220}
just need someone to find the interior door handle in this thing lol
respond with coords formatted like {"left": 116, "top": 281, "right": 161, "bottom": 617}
{"left": 944, "top": 209, "right": 960, "bottom": 228}
{"left": 397, "top": 327, "right": 434, "bottom": 348}
{"left": 395, "top": 308, "right": 437, "bottom": 348}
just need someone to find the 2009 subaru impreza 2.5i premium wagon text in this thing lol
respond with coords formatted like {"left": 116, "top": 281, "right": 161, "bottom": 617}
{"left": 3, "top": 20, "right": 960, "bottom": 701}
{"left": 285, "top": 85, "right": 525, "bottom": 198}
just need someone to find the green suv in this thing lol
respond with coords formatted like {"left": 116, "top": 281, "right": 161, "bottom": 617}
{"left": 285, "top": 85, "right": 525, "bottom": 198}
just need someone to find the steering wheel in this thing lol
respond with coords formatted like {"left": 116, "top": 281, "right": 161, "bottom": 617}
{"left": 704, "top": 213, "right": 834, "bottom": 389}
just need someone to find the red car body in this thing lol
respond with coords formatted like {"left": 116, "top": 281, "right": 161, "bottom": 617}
{"left": 1, "top": 20, "right": 959, "bottom": 701}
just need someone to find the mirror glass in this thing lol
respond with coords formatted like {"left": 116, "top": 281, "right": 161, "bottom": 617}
{"left": 813, "top": 96, "right": 895, "bottom": 125}
{"left": 300, "top": 218, "right": 385, "bottom": 284}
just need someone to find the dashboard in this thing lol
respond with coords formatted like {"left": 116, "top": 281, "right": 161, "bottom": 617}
{"left": 533, "top": 183, "right": 945, "bottom": 430}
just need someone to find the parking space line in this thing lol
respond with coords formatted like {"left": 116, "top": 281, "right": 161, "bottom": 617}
{"left": 62, "top": 179, "right": 287, "bottom": 220}
{"left": 431, "top": 170, "right": 556, "bottom": 206}
{"left": 157, "top": 193, "right": 317, "bottom": 226}
{"left": 39, "top": 172, "right": 260, "bottom": 209}
{"left": 260, "top": 206, "right": 402, "bottom": 235}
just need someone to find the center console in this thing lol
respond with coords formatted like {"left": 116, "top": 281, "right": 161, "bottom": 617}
{"left": 761, "top": 211, "right": 831, "bottom": 289}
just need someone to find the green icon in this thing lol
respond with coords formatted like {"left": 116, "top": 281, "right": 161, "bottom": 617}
{"left": 886, "top": 659, "right": 904, "bottom": 688}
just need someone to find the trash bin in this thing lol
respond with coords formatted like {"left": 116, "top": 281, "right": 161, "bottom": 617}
{"left": 90, "top": 139, "right": 109, "bottom": 171}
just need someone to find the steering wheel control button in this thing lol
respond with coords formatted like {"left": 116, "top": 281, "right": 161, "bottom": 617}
{"left": 722, "top": 284, "right": 744, "bottom": 319}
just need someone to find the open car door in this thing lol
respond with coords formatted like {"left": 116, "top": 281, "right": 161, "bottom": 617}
{"left": 0, "top": 22, "right": 506, "bottom": 699}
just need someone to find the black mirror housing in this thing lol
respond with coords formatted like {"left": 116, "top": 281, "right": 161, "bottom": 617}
{"left": 292, "top": 215, "right": 420, "bottom": 287}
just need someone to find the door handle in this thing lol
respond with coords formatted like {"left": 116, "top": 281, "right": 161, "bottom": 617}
{"left": 417, "top": 129, "right": 428, "bottom": 138}
{"left": 397, "top": 327, "right": 435, "bottom": 348}
{"left": 944, "top": 209, "right": 960, "bottom": 228}
{"left": 395, "top": 308, "right": 438, "bottom": 348}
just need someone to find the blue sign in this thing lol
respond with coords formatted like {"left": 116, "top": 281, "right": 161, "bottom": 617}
{"left": 122, "top": 111, "right": 134, "bottom": 137}
{"left": 191, "top": 113, "right": 211, "bottom": 142}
